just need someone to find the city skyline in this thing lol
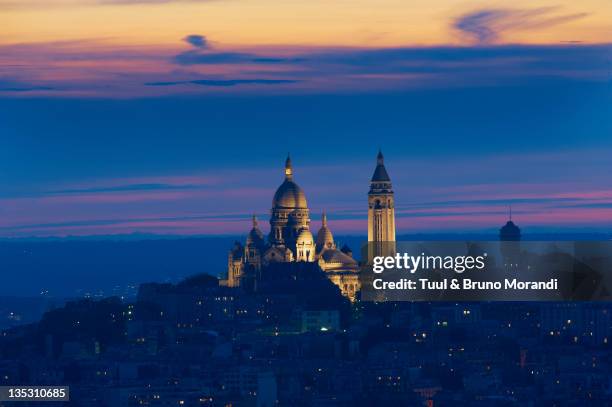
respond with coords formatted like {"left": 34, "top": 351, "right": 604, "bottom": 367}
{"left": 1, "top": 4, "right": 610, "bottom": 405}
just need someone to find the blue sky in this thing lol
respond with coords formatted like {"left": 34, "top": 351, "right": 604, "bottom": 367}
{"left": 2, "top": 77, "right": 612, "bottom": 237}
{"left": 1, "top": 0, "right": 611, "bottom": 237}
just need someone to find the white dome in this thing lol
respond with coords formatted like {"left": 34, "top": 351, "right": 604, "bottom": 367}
{"left": 272, "top": 179, "right": 308, "bottom": 209}
{"left": 296, "top": 228, "right": 314, "bottom": 244}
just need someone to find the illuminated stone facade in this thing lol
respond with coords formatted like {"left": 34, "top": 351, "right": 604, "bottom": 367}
{"left": 224, "top": 152, "right": 395, "bottom": 301}
{"left": 367, "top": 150, "right": 396, "bottom": 259}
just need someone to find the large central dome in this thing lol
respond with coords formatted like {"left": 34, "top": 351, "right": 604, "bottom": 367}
{"left": 272, "top": 155, "right": 308, "bottom": 209}
{"left": 273, "top": 179, "right": 308, "bottom": 209}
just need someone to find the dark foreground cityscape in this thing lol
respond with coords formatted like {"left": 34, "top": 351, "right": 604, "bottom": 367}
{"left": 1, "top": 154, "right": 611, "bottom": 406}
{"left": 1, "top": 276, "right": 611, "bottom": 406}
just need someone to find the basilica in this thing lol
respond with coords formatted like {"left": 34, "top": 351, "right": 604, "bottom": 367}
{"left": 222, "top": 151, "right": 397, "bottom": 301}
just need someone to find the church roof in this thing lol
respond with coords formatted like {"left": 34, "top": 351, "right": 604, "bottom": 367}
{"left": 247, "top": 227, "right": 264, "bottom": 242}
{"left": 320, "top": 248, "right": 358, "bottom": 267}
{"left": 340, "top": 244, "right": 352, "bottom": 254}
{"left": 246, "top": 215, "right": 265, "bottom": 246}
{"left": 500, "top": 206, "right": 521, "bottom": 240}
{"left": 500, "top": 220, "right": 520, "bottom": 233}
{"left": 371, "top": 150, "right": 391, "bottom": 182}
{"left": 316, "top": 212, "right": 335, "bottom": 252}
{"left": 296, "top": 228, "right": 314, "bottom": 244}
{"left": 272, "top": 155, "right": 308, "bottom": 209}
{"left": 500, "top": 220, "right": 521, "bottom": 240}
{"left": 273, "top": 179, "right": 308, "bottom": 209}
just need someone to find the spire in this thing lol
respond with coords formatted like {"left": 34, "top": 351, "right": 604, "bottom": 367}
{"left": 252, "top": 214, "right": 259, "bottom": 228}
{"left": 371, "top": 150, "right": 391, "bottom": 183}
{"left": 284, "top": 154, "right": 293, "bottom": 180}
{"left": 509, "top": 205, "right": 512, "bottom": 221}
{"left": 321, "top": 211, "right": 328, "bottom": 227}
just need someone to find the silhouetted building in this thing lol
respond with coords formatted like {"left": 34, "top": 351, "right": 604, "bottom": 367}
{"left": 499, "top": 207, "right": 521, "bottom": 241}
{"left": 500, "top": 207, "right": 521, "bottom": 269}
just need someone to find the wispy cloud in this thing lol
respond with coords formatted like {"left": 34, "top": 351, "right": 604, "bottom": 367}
{"left": 1, "top": 35, "right": 610, "bottom": 97}
{"left": 453, "top": 7, "right": 589, "bottom": 44}
{"left": 183, "top": 34, "right": 208, "bottom": 49}
{"left": 145, "top": 78, "right": 299, "bottom": 87}
{"left": 168, "top": 41, "right": 611, "bottom": 91}
{"left": 170, "top": 41, "right": 612, "bottom": 74}
{"left": 50, "top": 182, "right": 202, "bottom": 194}
{"left": 1, "top": 149, "right": 611, "bottom": 237}
{"left": 173, "top": 49, "right": 302, "bottom": 65}
{"left": 0, "top": 78, "right": 55, "bottom": 92}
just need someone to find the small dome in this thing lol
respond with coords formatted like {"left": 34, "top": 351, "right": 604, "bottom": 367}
{"left": 246, "top": 215, "right": 264, "bottom": 246}
{"left": 500, "top": 221, "right": 521, "bottom": 241}
{"left": 247, "top": 227, "right": 265, "bottom": 246}
{"left": 316, "top": 227, "right": 334, "bottom": 249}
{"left": 296, "top": 228, "right": 314, "bottom": 244}
{"left": 247, "top": 228, "right": 264, "bottom": 242}
{"left": 316, "top": 212, "right": 335, "bottom": 251}
{"left": 272, "top": 179, "right": 308, "bottom": 209}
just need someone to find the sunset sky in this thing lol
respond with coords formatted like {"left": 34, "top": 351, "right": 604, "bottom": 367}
{"left": 3, "top": 0, "right": 611, "bottom": 46}
{"left": 1, "top": 0, "right": 611, "bottom": 237}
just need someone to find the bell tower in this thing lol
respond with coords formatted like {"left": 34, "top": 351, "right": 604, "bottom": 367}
{"left": 368, "top": 150, "right": 396, "bottom": 258}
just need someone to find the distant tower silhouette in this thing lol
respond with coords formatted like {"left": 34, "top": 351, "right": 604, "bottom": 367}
{"left": 368, "top": 150, "right": 396, "bottom": 259}
{"left": 499, "top": 206, "right": 521, "bottom": 241}
{"left": 500, "top": 206, "right": 521, "bottom": 269}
